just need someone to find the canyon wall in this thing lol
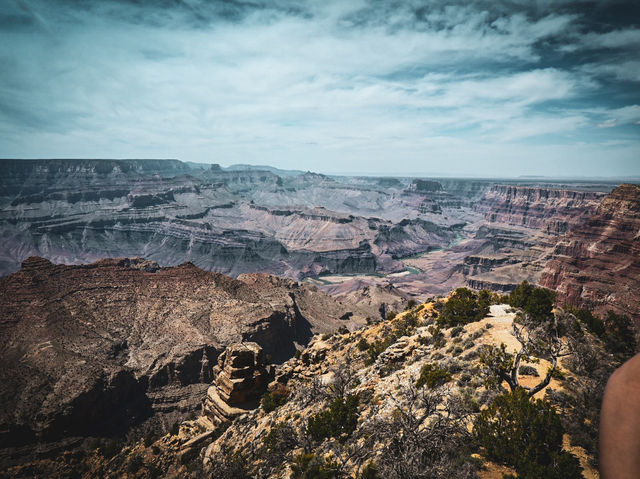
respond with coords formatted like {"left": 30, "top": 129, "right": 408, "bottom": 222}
{"left": 540, "top": 183, "right": 640, "bottom": 319}
{"left": 0, "top": 257, "right": 365, "bottom": 460}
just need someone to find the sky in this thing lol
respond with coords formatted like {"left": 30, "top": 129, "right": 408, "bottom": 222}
{"left": 0, "top": 0, "right": 639, "bottom": 178}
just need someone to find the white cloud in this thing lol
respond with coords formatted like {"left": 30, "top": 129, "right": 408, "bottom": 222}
{"left": 0, "top": 0, "right": 638, "bottom": 176}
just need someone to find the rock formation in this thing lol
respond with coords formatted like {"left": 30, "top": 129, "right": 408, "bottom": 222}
{"left": 540, "top": 183, "right": 640, "bottom": 319}
{"left": 0, "top": 257, "right": 364, "bottom": 465}
{"left": 202, "top": 342, "right": 272, "bottom": 427}
{"left": 473, "top": 184, "right": 605, "bottom": 231}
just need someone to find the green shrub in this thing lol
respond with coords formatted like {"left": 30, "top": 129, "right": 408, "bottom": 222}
{"left": 307, "top": 394, "right": 359, "bottom": 442}
{"left": 566, "top": 306, "right": 605, "bottom": 337}
{"left": 98, "top": 439, "right": 122, "bottom": 459}
{"left": 357, "top": 337, "right": 369, "bottom": 351}
{"left": 415, "top": 363, "right": 452, "bottom": 389}
{"left": 473, "top": 388, "right": 582, "bottom": 479}
{"left": 427, "top": 325, "right": 446, "bottom": 348}
{"left": 603, "top": 310, "right": 637, "bottom": 361}
{"left": 438, "top": 288, "right": 490, "bottom": 327}
{"left": 385, "top": 311, "right": 397, "bottom": 321}
{"left": 405, "top": 299, "right": 418, "bottom": 310}
{"left": 518, "top": 365, "right": 539, "bottom": 377}
{"left": 126, "top": 454, "right": 144, "bottom": 474}
{"left": 508, "top": 281, "right": 556, "bottom": 322}
{"left": 291, "top": 453, "right": 342, "bottom": 479}
{"left": 263, "top": 422, "right": 298, "bottom": 453}
{"left": 365, "top": 338, "right": 393, "bottom": 365}
{"left": 143, "top": 430, "right": 156, "bottom": 447}
{"left": 451, "top": 325, "right": 465, "bottom": 337}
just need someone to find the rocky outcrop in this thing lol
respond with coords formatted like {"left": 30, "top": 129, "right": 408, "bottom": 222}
{"left": 540, "top": 184, "right": 640, "bottom": 319}
{"left": 202, "top": 343, "right": 272, "bottom": 427}
{"left": 0, "top": 257, "right": 364, "bottom": 463}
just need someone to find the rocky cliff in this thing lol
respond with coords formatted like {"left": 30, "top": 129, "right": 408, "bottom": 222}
{"left": 474, "top": 184, "right": 605, "bottom": 232}
{"left": 0, "top": 257, "right": 365, "bottom": 464}
{"left": 540, "top": 183, "right": 640, "bottom": 319}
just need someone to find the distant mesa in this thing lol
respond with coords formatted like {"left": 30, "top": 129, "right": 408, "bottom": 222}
{"left": 410, "top": 179, "right": 443, "bottom": 192}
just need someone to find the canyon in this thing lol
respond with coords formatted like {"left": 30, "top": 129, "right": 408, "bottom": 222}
{"left": 0, "top": 159, "right": 619, "bottom": 304}
{"left": 1, "top": 159, "right": 638, "bottom": 475}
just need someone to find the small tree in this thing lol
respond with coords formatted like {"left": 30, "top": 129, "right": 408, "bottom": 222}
{"left": 480, "top": 301, "right": 573, "bottom": 397}
{"left": 307, "top": 394, "right": 359, "bottom": 443}
{"left": 603, "top": 310, "right": 637, "bottom": 361}
{"left": 438, "top": 288, "right": 489, "bottom": 327}
{"left": 474, "top": 388, "right": 582, "bottom": 479}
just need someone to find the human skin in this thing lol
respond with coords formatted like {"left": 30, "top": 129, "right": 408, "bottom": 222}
{"left": 600, "top": 353, "right": 640, "bottom": 479}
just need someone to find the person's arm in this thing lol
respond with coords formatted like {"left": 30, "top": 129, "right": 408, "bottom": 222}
{"left": 600, "top": 353, "right": 640, "bottom": 479}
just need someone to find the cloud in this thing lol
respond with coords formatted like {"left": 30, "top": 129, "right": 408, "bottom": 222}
{"left": 0, "top": 0, "right": 638, "bottom": 177}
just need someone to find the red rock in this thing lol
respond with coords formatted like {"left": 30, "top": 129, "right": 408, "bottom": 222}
{"left": 540, "top": 184, "right": 640, "bottom": 320}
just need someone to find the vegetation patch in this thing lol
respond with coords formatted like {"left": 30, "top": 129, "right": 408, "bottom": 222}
{"left": 474, "top": 388, "right": 583, "bottom": 479}
{"left": 415, "top": 362, "right": 452, "bottom": 389}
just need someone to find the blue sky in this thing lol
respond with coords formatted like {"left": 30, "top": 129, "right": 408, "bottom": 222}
{"left": 1, "top": 0, "right": 639, "bottom": 177}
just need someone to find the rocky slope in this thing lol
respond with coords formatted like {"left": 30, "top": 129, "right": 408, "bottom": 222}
{"left": 0, "top": 257, "right": 367, "bottom": 465}
{"left": 540, "top": 183, "right": 640, "bottom": 319}
{"left": 8, "top": 297, "right": 611, "bottom": 479}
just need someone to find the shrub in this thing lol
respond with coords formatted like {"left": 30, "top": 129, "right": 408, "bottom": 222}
{"left": 450, "top": 325, "right": 465, "bottom": 337}
{"left": 169, "top": 421, "right": 180, "bottom": 436}
{"left": 385, "top": 311, "right": 397, "bottom": 321}
{"left": 291, "top": 453, "right": 342, "bottom": 479}
{"left": 143, "top": 430, "right": 156, "bottom": 447}
{"left": 357, "top": 337, "right": 369, "bottom": 351}
{"left": 473, "top": 388, "right": 582, "bottom": 479}
{"left": 415, "top": 363, "right": 452, "bottom": 389}
{"left": 405, "top": 299, "right": 418, "bottom": 310}
{"left": 566, "top": 306, "right": 605, "bottom": 337}
{"left": 262, "top": 385, "right": 291, "bottom": 413}
{"left": 548, "top": 367, "right": 566, "bottom": 380}
{"left": 360, "top": 461, "right": 379, "bottom": 479}
{"left": 518, "top": 365, "right": 539, "bottom": 377}
{"left": 307, "top": 394, "right": 359, "bottom": 442}
{"left": 438, "top": 288, "right": 490, "bottom": 327}
{"left": 508, "top": 280, "right": 556, "bottom": 321}
{"left": 428, "top": 325, "right": 446, "bottom": 348}
{"left": 603, "top": 310, "right": 637, "bottom": 361}
{"left": 365, "top": 338, "right": 393, "bottom": 365}
{"left": 99, "top": 439, "right": 122, "bottom": 459}
{"left": 126, "top": 454, "right": 144, "bottom": 474}
{"left": 263, "top": 422, "right": 298, "bottom": 453}
{"left": 207, "top": 446, "right": 250, "bottom": 479}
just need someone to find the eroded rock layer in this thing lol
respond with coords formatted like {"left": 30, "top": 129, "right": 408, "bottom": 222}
{"left": 202, "top": 342, "right": 272, "bottom": 427}
{"left": 540, "top": 183, "right": 640, "bottom": 319}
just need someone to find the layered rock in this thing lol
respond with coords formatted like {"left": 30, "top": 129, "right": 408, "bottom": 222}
{"left": 474, "top": 185, "right": 605, "bottom": 231}
{"left": 0, "top": 257, "right": 364, "bottom": 463}
{"left": 202, "top": 343, "right": 272, "bottom": 427}
{"left": 540, "top": 183, "right": 640, "bottom": 319}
